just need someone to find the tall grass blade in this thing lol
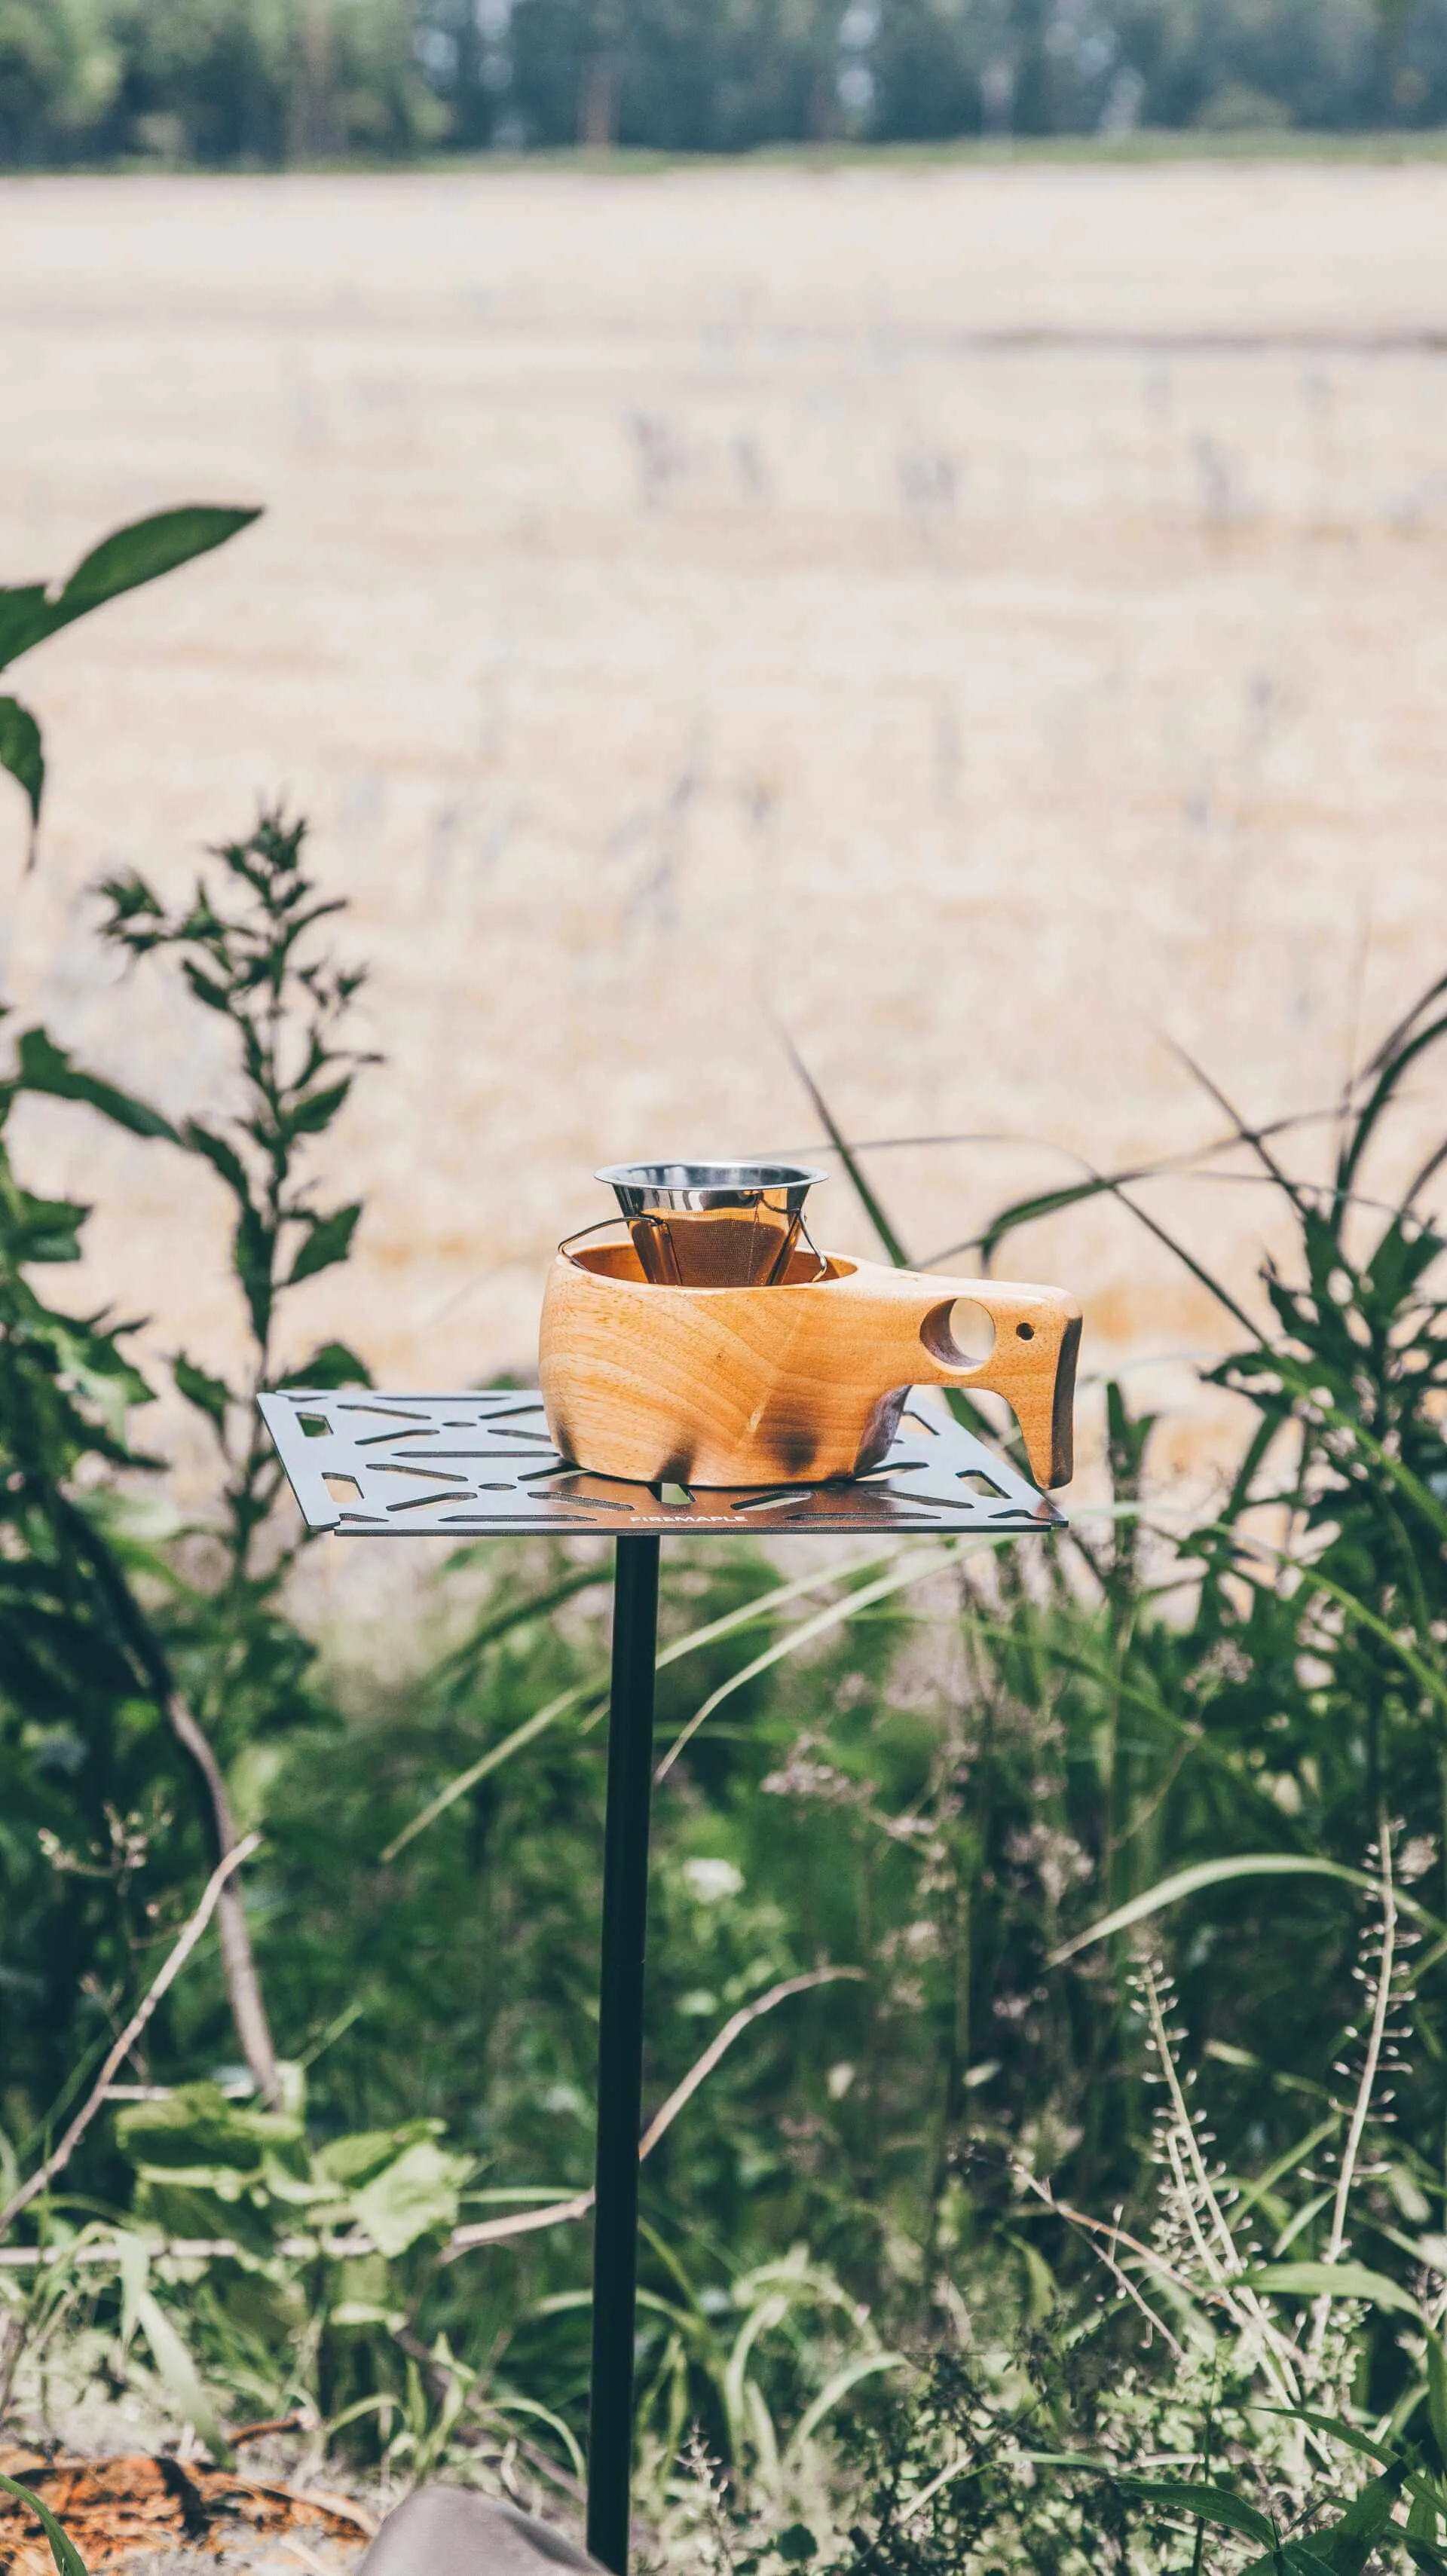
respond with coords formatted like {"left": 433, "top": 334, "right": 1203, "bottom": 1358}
{"left": 1049, "top": 1855, "right": 1445, "bottom": 1967}
{"left": 654, "top": 1544, "right": 968, "bottom": 1780}
{"left": 0, "top": 2477, "right": 90, "bottom": 2576}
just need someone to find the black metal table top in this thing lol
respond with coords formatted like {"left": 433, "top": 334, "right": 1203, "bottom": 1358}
{"left": 257, "top": 1386, "right": 1066, "bottom": 1539}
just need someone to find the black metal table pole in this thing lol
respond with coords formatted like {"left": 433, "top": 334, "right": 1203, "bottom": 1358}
{"left": 586, "top": 1532, "right": 662, "bottom": 2575}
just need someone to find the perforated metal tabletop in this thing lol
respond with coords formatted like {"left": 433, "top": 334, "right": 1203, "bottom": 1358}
{"left": 258, "top": 1384, "right": 1066, "bottom": 1539}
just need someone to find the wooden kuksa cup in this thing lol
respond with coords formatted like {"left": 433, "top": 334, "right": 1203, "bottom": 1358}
{"left": 540, "top": 1233, "right": 1081, "bottom": 1491}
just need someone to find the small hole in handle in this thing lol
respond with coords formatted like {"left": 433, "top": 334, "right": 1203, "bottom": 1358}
{"left": 1016, "top": 1322, "right": 1035, "bottom": 1342}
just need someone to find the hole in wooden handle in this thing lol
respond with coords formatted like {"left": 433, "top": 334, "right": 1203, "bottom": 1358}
{"left": 919, "top": 1297, "right": 996, "bottom": 1372}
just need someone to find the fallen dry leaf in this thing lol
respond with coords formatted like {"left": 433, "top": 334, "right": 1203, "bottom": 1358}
{"left": 0, "top": 2443, "right": 369, "bottom": 2572}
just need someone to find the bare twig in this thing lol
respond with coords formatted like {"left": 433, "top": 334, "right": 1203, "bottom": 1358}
{"left": 640, "top": 1966, "right": 862, "bottom": 2153}
{"left": 167, "top": 1696, "right": 282, "bottom": 2107}
{"left": 0, "top": 1966, "right": 859, "bottom": 2271}
{"left": 0, "top": 1835, "right": 260, "bottom": 2240}
{"left": 1011, "top": 2166, "right": 1187, "bottom": 2358}
{"left": 444, "top": 1966, "right": 861, "bottom": 2259}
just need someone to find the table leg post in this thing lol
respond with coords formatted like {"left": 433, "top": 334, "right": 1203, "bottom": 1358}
{"left": 586, "top": 1531, "right": 661, "bottom": 2575}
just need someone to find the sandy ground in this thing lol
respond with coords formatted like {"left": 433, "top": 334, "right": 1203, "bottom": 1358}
{"left": 2, "top": 160, "right": 1445, "bottom": 1591}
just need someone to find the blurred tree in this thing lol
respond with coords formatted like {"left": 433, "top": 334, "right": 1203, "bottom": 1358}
{"left": 3, "top": 0, "right": 1447, "bottom": 175}
{"left": 0, "top": 0, "right": 119, "bottom": 161}
{"left": 870, "top": 0, "right": 986, "bottom": 144}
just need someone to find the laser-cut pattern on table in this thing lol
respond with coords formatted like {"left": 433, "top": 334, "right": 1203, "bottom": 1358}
{"left": 258, "top": 1388, "right": 1066, "bottom": 1538}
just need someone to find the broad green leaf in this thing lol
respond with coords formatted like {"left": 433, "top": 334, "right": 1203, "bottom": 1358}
{"left": 0, "top": 695, "right": 43, "bottom": 827}
{"left": 288, "top": 1202, "right": 360, "bottom": 1286}
{"left": 0, "top": 2473, "right": 90, "bottom": 2576}
{"left": 1242, "top": 2261, "right": 1420, "bottom": 2317}
{"left": 315, "top": 2117, "right": 445, "bottom": 2189}
{"left": 776, "top": 2528, "right": 818, "bottom": 2564}
{"left": 1118, "top": 2479, "right": 1274, "bottom": 2545}
{"left": 350, "top": 2136, "right": 472, "bottom": 2257}
{"left": 50, "top": 506, "right": 261, "bottom": 629}
{"left": 1049, "top": 1854, "right": 1444, "bottom": 1966}
{"left": 116, "top": 2080, "right": 304, "bottom": 2171}
{"left": 16, "top": 1027, "right": 179, "bottom": 1143}
{"left": 173, "top": 1352, "right": 230, "bottom": 1430}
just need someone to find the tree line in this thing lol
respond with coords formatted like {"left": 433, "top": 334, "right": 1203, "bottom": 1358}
{"left": 1, "top": 0, "right": 1444, "bottom": 165}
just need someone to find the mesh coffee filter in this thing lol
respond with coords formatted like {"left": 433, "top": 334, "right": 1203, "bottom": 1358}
{"left": 597, "top": 1161, "right": 827, "bottom": 1288}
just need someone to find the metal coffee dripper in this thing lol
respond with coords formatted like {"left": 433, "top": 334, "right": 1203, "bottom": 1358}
{"left": 597, "top": 1160, "right": 827, "bottom": 1288}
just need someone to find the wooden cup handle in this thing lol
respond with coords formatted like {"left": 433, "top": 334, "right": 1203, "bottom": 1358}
{"left": 862, "top": 1268, "right": 1081, "bottom": 1489}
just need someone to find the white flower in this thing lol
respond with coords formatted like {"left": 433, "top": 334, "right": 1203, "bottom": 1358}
{"left": 681, "top": 1856, "right": 744, "bottom": 1904}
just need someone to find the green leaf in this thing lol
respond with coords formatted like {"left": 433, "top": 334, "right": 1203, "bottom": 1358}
{"left": 49, "top": 506, "right": 261, "bottom": 630}
{"left": 0, "top": 695, "right": 43, "bottom": 827}
{"left": 776, "top": 2528, "right": 818, "bottom": 2564}
{"left": 278, "top": 1340, "right": 372, "bottom": 1390}
{"left": 0, "top": 2471, "right": 90, "bottom": 2576}
{"left": 1242, "top": 2261, "right": 1420, "bottom": 2317}
{"left": 183, "top": 1119, "right": 251, "bottom": 1199}
{"left": 1406, "top": 2541, "right": 1447, "bottom": 2574}
{"left": 116, "top": 2080, "right": 304, "bottom": 2172}
{"left": 1317, "top": 2465, "right": 1409, "bottom": 2573}
{"left": 182, "top": 960, "right": 234, "bottom": 1015}
{"left": 1118, "top": 2479, "right": 1274, "bottom": 2546}
{"left": 349, "top": 2136, "right": 472, "bottom": 2257}
{"left": 1048, "top": 1854, "right": 1444, "bottom": 1966}
{"left": 233, "top": 1202, "right": 274, "bottom": 1346}
{"left": 316, "top": 2119, "right": 443, "bottom": 2189}
{"left": 0, "top": 585, "right": 54, "bottom": 670}
{"left": 16, "top": 1027, "right": 179, "bottom": 1144}
{"left": 11, "top": 1192, "right": 87, "bottom": 1264}
{"left": 173, "top": 1352, "right": 230, "bottom": 1430}
{"left": 287, "top": 1075, "right": 353, "bottom": 1136}
{"left": 287, "top": 1202, "right": 360, "bottom": 1287}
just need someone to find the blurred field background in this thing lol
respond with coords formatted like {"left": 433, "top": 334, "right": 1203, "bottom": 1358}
{"left": 3, "top": 154, "right": 1446, "bottom": 1517}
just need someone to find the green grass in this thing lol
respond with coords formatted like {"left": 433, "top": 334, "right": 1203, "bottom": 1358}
{"left": 13, "top": 125, "right": 1447, "bottom": 181}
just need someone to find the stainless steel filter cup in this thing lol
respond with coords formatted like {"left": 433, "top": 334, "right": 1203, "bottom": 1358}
{"left": 596, "top": 1160, "right": 827, "bottom": 1288}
